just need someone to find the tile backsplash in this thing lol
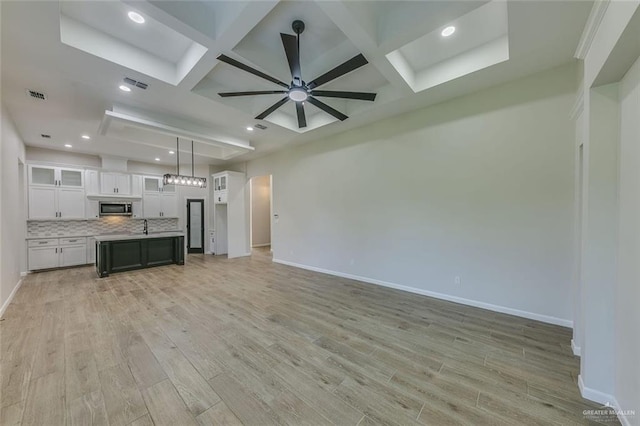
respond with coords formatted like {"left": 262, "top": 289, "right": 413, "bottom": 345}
{"left": 27, "top": 217, "right": 179, "bottom": 237}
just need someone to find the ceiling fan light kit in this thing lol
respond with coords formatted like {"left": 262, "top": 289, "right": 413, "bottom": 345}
{"left": 217, "top": 20, "right": 377, "bottom": 129}
{"left": 163, "top": 137, "right": 207, "bottom": 188}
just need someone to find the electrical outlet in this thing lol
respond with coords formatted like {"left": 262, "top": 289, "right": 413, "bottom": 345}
{"left": 454, "top": 276, "right": 461, "bottom": 285}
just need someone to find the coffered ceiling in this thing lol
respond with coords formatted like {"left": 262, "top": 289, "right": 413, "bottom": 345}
{"left": 1, "top": 0, "right": 592, "bottom": 166}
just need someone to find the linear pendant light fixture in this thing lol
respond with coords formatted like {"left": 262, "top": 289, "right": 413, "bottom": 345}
{"left": 163, "top": 137, "right": 207, "bottom": 188}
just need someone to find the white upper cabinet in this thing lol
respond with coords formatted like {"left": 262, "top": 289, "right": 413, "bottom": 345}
{"left": 213, "top": 173, "right": 230, "bottom": 204}
{"left": 29, "top": 165, "right": 84, "bottom": 188}
{"left": 131, "top": 175, "right": 143, "bottom": 197}
{"left": 142, "top": 192, "right": 162, "bottom": 218}
{"left": 85, "top": 169, "right": 100, "bottom": 194}
{"left": 143, "top": 176, "right": 175, "bottom": 193}
{"left": 100, "top": 172, "right": 131, "bottom": 195}
{"left": 28, "top": 187, "right": 57, "bottom": 219}
{"left": 57, "top": 188, "right": 86, "bottom": 219}
{"left": 161, "top": 193, "right": 178, "bottom": 218}
{"left": 28, "top": 165, "right": 85, "bottom": 220}
{"left": 142, "top": 176, "right": 177, "bottom": 218}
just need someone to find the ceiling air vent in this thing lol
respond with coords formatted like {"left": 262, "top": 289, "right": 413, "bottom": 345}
{"left": 27, "top": 90, "right": 47, "bottom": 100}
{"left": 123, "top": 77, "right": 148, "bottom": 90}
{"left": 254, "top": 123, "right": 268, "bottom": 130}
{"left": 40, "top": 134, "right": 51, "bottom": 139}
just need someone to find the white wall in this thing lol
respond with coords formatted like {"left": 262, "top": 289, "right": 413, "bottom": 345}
{"left": 576, "top": 2, "right": 640, "bottom": 420}
{"left": 1, "top": 104, "right": 27, "bottom": 315}
{"left": 616, "top": 54, "right": 640, "bottom": 425}
{"left": 251, "top": 175, "right": 271, "bottom": 247}
{"left": 26, "top": 146, "right": 101, "bottom": 168}
{"left": 580, "top": 84, "right": 619, "bottom": 398}
{"left": 246, "top": 64, "right": 577, "bottom": 325}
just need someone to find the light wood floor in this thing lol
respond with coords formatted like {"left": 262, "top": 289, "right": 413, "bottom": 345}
{"left": 1, "top": 248, "right": 609, "bottom": 425}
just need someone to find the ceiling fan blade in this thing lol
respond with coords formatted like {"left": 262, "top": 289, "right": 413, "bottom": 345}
{"left": 307, "top": 96, "right": 348, "bottom": 121}
{"left": 310, "top": 90, "right": 376, "bottom": 101}
{"left": 307, "top": 54, "right": 369, "bottom": 89}
{"left": 217, "top": 54, "right": 289, "bottom": 88}
{"left": 219, "top": 90, "right": 287, "bottom": 97}
{"left": 281, "top": 33, "right": 302, "bottom": 81}
{"left": 295, "top": 102, "right": 307, "bottom": 128}
{"left": 255, "top": 96, "right": 290, "bottom": 120}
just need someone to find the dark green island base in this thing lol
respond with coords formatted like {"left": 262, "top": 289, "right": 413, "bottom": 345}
{"left": 95, "top": 233, "right": 184, "bottom": 278}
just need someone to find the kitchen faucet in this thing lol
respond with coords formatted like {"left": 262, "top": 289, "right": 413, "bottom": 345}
{"left": 143, "top": 219, "right": 148, "bottom": 235}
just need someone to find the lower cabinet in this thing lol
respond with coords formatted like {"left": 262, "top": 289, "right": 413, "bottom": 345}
{"left": 59, "top": 238, "right": 87, "bottom": 268}
{"left": 28, "top": 238, "right": 87, "bottom": 270}
{"left": 28, "top": 246, "right": 59, "bottom": 270}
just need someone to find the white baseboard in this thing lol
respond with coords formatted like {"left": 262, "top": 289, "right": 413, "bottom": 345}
{"left": 251, "top": 243, "right": 271, "bottom": 248}
{"left": 0, "top": 278, "right": 23, "bottom": 318}
{"left": 577, "top": 375, "right": 633, "bottom": 426}
{"left": 272, "top": 258, "right": 573, "bottom": 328}
{"left": 611, "top": 397, "right": 634, "bottom": 426}
{"left": 578, "top": 375, "right": 614, "bottom": 405}
{"left": 571, "top": 339, "right": 581, "bottom": 357}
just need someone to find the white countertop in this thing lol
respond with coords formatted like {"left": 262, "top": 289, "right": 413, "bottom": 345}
{"left": 26, "top": 234, "right": 93, "bottom": 240}
{"left": 94, "top": 232, "right": 185, "bottom": 242}
{"left": 27, "top": 230, "right": 182, "bottom": 240}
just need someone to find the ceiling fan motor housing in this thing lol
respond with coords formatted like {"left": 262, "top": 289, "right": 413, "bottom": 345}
{"left": 292, "top": 20, "right": 305, "bottom": 35}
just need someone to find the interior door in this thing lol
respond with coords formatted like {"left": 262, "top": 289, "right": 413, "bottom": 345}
{"left": 186, "top": 199, "right": 204, "bottom": 254}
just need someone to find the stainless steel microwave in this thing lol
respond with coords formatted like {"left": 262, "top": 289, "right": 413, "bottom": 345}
{"left": 99, "top": 202, "right": 132, "bottom": 216}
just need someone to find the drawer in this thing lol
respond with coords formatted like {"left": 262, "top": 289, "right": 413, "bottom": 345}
{"left": 28, "top": 238, "right": 59, "bottom": 247}
{"left": 60, "top": 237, "right": 87, "bottom": 246}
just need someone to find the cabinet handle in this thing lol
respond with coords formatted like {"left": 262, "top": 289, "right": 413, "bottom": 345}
{"left": 38, "top": 241, "right": 47, "bottom": 244}
{"left": 68, "top": 239, "right": 77, "bottom": 242}
{"left": 60, "top": 248, "right": 63, "bottom": 253}
{"left": 55, "top": 248, "right": 58, "bottom": 253}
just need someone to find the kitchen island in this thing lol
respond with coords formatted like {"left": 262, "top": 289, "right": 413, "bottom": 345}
{"left": 95, "top": 232, "right": 184, "bottom": 277}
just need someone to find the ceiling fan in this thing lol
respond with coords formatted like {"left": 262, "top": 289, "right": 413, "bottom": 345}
{"left": 217, "top": 20, "right": 377, "bottom": 128}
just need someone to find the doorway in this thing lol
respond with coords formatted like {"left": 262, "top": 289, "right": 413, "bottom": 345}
{"left": 249, "top": 175, "right": 272, "bottom": 249}
{"left": 186, "top": 199, "right": 204, "bottom": 253}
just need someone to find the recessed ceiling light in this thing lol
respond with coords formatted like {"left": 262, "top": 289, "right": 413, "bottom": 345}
{"left": 169, "top": 150, "right": 175, "bottom": 154}
{"left": 155, "top": 158, "right": 160, "bottom": 161}
{"left": 441, "top": 26, "right": 456, "bottom": 37}
{"left": 64, "top": 144, "right": 72, "bottom": 148}
{"left": 119, "top": 85, "right": 131, "bottom": 92}
{"left": 81, "top": 135, "right": 90, "bottom": 140}
{"left": 246, "top": 126, "right": 254, "bottom": 131}
{"left": 128, "top": 11, "right": 145, "bottom": 24}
